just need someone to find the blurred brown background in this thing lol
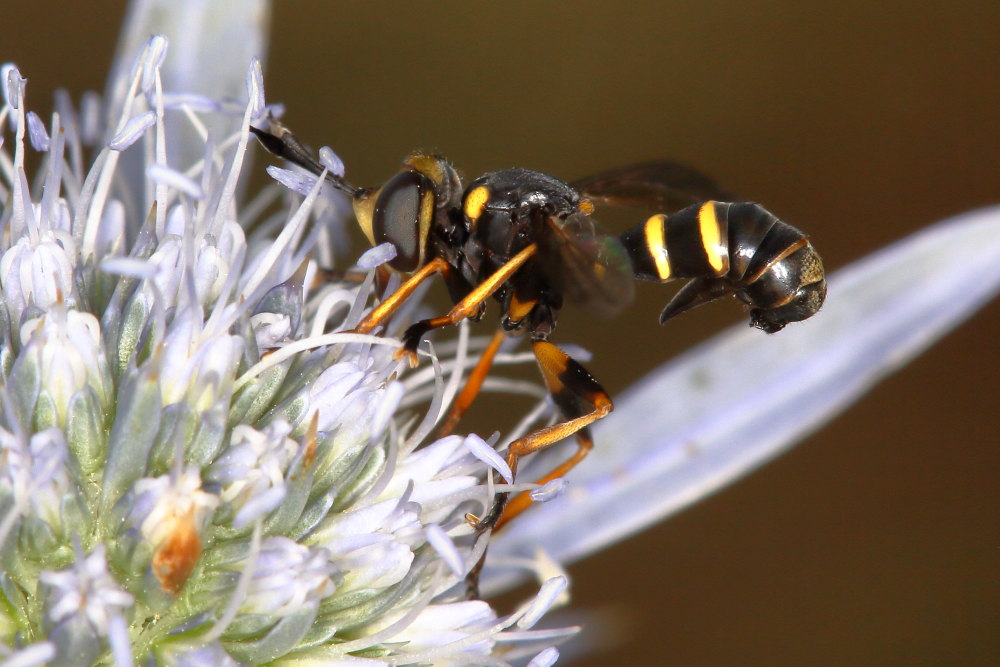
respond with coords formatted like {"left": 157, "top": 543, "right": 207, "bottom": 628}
{"left": 6, "top": 1, "right": 998, "bottom": 664}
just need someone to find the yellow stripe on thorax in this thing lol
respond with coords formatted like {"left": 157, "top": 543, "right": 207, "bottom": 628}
{"left": 464, "top": 185, "right": 490, "bottom": 224}
{"left": 644, "top": 214, "right": 671, "bottom": 280}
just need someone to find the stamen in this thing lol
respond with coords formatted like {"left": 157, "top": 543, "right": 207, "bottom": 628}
{"left": 246, "top": 58, "right": 264, "bottom": 120}
{"left": 267, "top": 164, "right": 318, "bottom": 195}
{"left": 464, "top": 434, "right": 514, "bottom": 484}
{"left": 527, "top": 646, "right": 560, "bottom": 667}
{"left": 108, "top": 111, "right": 155, "bottom": 151}
{"left": 357, "top": 241, "right": 397, "bottom": 269}
{"left": 517, "top": 576, "right": 567, "bottom": 629}
{"left": 3, "top": 64, "right": 25, "bottom": 109}
{"left": 26, "top": 111, "right": 49, "bottom": 151}
{"left": 316, "top": 145, "right": 345, "bottom": 179}
{"left": 530, "top": 478, "right": 567, "bottom": 503}
{"left": 140, "top": 35, "right": 168, "bottom": 93}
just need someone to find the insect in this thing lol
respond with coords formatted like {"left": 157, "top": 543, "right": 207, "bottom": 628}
{"left": 251, "top": 120, "right": 826, "bottom": 534}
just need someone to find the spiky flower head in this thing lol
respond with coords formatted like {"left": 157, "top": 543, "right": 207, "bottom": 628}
{"left": 0, "top": 35, "right": 569, "bottom": 666}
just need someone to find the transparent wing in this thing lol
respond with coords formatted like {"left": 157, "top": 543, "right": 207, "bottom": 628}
{"left": 571, "top": 160, "right": 735, "bottom": 213}
{"left": 543, "top": 212, "right": 635, "bottom": 317}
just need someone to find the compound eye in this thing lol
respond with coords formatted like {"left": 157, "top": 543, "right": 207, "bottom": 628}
{"left": 372, "top": 170, "right": 434, "bottom": 272}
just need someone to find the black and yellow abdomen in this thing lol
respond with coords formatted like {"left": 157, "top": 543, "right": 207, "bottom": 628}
{"left": 620, "top": 200, "right": 826, "bottom": 333}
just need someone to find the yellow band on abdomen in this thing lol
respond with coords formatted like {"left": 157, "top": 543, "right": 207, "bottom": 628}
{"left": 698, "top": 202, "right": 726, "bottom": 274}
{"left": 644, "top": 214, "right": 671, "bottom": 280}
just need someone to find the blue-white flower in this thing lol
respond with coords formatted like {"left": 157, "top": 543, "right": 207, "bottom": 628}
{"left": 0, "top": 14, "right": 572, "bottom": 666}
{"left": 2, "top": 2, "right": 998, "bottom": 666}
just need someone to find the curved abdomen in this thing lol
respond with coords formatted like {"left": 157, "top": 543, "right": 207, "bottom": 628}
{"left": 620, "top": 201, "right": 826, "bottom": 332}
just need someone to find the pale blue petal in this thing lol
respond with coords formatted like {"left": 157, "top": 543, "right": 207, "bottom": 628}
{"left": 425, "top": 524, "right": 465, "bottom": 578}
{"left": 146, "top": 162, "right": 204, "bottom": 199}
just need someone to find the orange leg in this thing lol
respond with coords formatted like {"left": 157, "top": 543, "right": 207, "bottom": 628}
{"left": 464, "top": 340, "right": 612, "bottom": 598}
{"left": 472, "top": 339, "right": 613, "bottom": 531}
{"left": 396, "top": 244, "right": 538, "bottom": 366}
{"left": 494, "top": 430, "right": 597, "bottom": 531}
{"left": 353, "top": 257, "right": 450, "bottom": 335}
{"left": 435, "top": 329, "right": 507, "bottom": 439}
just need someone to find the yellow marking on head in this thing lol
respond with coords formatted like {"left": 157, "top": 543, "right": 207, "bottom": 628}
{"left": 405, "top": 154, "right": 448, "bottom": 186}
{"left": 578, "top": 198, "right": 595, "bottom": 215}
{"left": 464, "top": 185, "right": 490, "bottom": 223}
{"left": 644, "top": 214, "right": 671, "bottom": 280}
{"left": 416, "top": 186, "right": 435, "bottom": 267}
{"left": 352, "top": 189, "right": 378, "bottom": 246}
{"left": 698, "top": 202, "right": 726, "bottom": 274}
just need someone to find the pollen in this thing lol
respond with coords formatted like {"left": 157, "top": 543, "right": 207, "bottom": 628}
{"left": 153, "top": 507, "right": 202, "bottom": 594}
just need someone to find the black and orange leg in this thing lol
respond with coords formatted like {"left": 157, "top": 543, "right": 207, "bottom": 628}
{"left": 435, "top": 329, "right": 507, "bottom": 439}
{"left": 397, "top": 244, "right": 539, "bottom": 366}
{"left": 472, "top": 339, "right": 613, "bottom": 532}
{"left": 463, "top": 340, "right": 611, "bottom": 598}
